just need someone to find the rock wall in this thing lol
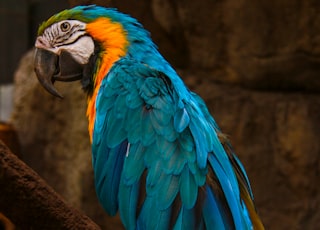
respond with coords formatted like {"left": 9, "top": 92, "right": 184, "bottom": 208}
{"left": 11, "top": 50, "right": 122, "bottom": 229}
{"left": 11, "top": 1, "right": 320, "bottom": 229}
{"left": 189, "top": 77, "right": 320, "bottom": 229}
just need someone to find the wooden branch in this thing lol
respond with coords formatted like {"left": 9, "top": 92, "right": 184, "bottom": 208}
{"left": 0, "top": 140, "right": 101, "bottom": 230}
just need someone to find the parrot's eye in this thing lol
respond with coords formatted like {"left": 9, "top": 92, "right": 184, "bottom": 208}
{"left": 60, "top": 22, "right": 70, "bottom": 32}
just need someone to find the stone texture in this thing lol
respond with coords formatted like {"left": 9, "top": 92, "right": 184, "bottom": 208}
{"left": 110, "top": 0, "right": 320, "bottom": 91}
{"left": 0, "top": 141, "right": 100, "bottom": 230}
{"left": 11, "top": 50, "right": 123, "bottom": 229}
{"left": 186, "top": 75, "right": 320, "bottom": 229}
{"left": 223, "top": 0, "right": 320, "bottom": 91}
{"left": 10, "top": 1, "right": 320, "bottom": 229}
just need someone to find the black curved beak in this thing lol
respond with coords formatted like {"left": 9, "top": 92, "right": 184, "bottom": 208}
{"left": 34, "top": 48, "right": 84, "bottom": 98}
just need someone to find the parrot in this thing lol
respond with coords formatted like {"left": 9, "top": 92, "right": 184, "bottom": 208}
{"left": 34, "top": 5, "right": 264, "bottom": 230}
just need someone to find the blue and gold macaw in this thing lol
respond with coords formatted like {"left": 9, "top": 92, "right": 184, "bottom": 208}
{"left": 34, "top": 5, "right": 264, "bottom": 229}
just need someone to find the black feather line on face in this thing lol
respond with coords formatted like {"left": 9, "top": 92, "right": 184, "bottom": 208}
{"left": 55, "top": 26, "right": 85, "bottom": 46}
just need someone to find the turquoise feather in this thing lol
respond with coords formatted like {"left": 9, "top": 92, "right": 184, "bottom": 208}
{"left": 155, "top": 174, "right": 180, "bottom": 210}
{"left": 174, "top": 107, "right": 190, "bottom": 133}
{"left": 179, "top": 166, "right": 198, "bottom": 209}
{"left": 137, "top": 196, "right": 172, "bottom": 230}
{"left": 122, "top": 143, "right": 145, "bottom": 185}
{"left": 92, "top": 140, "right": 128, "bottom": 215}
{"left": 119, "top": 179, "right": 140, "bottom": 229}
{"left": 202, "top": 185, "right": 230, "bottom": 230}
{"left": 173, "top": 206, "right": 196, "bottom": 230}
{"left": 208, "top": 153, "right": 249, "bottom": 229}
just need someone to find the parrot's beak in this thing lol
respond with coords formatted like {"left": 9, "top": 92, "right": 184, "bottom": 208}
{"left": 34, "top": 48, "right": 84, "bottom": 98}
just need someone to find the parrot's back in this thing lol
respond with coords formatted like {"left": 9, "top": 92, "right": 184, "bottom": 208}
{"left": 91, "top": 57, "right": 264, "bottom": 229}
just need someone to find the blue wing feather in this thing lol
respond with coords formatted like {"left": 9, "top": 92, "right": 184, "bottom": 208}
{"left": 92, "top": 140, "right": 128, "bottom": 215}
{"left": 92, "top": 56, "right": 262, "bottom": 229}
{"left": 208, "top": 153, "right": 245, "bottom": 229}
{"left": 156, "top": 174, "right": 180, "bottom": 210}
{"left": 137, "top": 196, "right": 172, "bottom": 230}
{"left": 174, "top": 107, "right": 190, "bottom": 133}
{"left": 173, "top": 206, "right": 196, "bottom": 230}
{"left": 122, "top": 143, "right": 145, "bottom": 184}
{"left": 179, "top": 166, "right": 198, "bottom": 209}
{"left": 202, "top": 185, "right": 230, "bottom": 230}
{"left": 119, "top": 179, "right": 140, "bottom": 229}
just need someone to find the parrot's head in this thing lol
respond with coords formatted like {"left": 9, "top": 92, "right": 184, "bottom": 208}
{"left": 34, "top": 5, "right": 145, "bottom": 98}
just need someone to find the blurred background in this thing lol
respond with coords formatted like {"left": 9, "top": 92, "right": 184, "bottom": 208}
{"left": 0, "top": 0, "right": 69, "bottom": 121}
{"left": 1, "top": 0, "right": 320, "bottom": 229}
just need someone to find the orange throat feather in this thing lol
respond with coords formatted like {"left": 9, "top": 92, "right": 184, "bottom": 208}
{"left": 85, "top": 18, "right": 128, "bottom": 142}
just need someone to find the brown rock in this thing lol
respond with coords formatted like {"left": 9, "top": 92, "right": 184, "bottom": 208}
{"left": 65, "top": 1, "right": 320, "bottom": 91}
{"left": 11, "top": 50, "right": 123, "bottom": 229}
{"left": 224, "top": 0, "right": 320, "bottom": 91}
{"left": 114, "top": 0, "right": 320, "bottom": 91}
{"left": 191, "top": 76, "right": 320, "bottom": 229}
{"left": 0, "top": 141, "right": 100, "bottom": 230}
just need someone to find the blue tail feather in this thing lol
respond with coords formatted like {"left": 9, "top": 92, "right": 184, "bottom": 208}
{"left": 173, "top": 206, "right": 195, "bottom": 230}
{"left": 137, "top": 196, "right": 172, "bottom": 230}
{"left": 93, "top": 141, "right": 128, "bottom": 215}
{"left": 119, "top": 180, "right": 140, "bottom": 229}
{"left": 202, "top": 185, "right": 230, "bottom": 230}
{"left": 208, "top": 153, "right": 248, "bottom": 229}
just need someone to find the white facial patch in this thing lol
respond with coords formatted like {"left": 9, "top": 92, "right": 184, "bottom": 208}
{"left": 35, "top": 20, "right": 95, "bottom": 65}
{"left": 62, "top": 36, "right": 95, "bottom": 65}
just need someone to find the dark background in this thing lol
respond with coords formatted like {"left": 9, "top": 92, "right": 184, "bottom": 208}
{"left": 0, "top": 0, "right": 69, "bottom": 84}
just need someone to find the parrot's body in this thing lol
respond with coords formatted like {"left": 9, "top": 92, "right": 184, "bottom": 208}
{"left": 34, "top": 5, "right": 264, "bottom": 229}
